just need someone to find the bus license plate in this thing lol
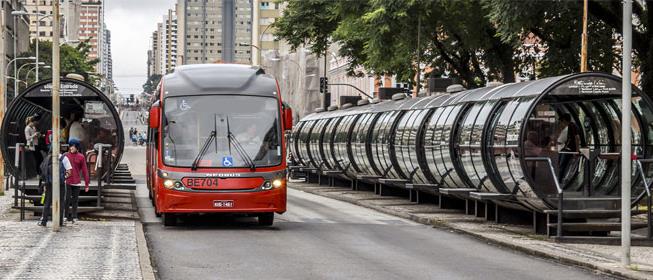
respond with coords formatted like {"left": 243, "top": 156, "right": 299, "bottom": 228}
{"left": 183, "top": 178, "right": 219, "bottom": 189}
{"left": 214, "top": 200, "right": 234, "bottom": 208}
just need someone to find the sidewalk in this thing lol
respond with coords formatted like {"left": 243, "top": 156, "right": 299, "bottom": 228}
{"left": 290, "top": 181, "right": 653, "bottom": 280}
{"left": 0, "top": 188, "right": 147, "bottom": 280}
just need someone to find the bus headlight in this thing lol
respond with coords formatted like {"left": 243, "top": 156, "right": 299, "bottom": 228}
{"left": 272, "top": 179, "right": 284, "bottom": 188}
{"left": 163, "top": 179, "right": 175, "bottom": 189}
{"left": 262, "top": 179, "right": 284, "bottom": 190}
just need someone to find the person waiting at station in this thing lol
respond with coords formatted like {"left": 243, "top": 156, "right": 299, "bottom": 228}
{"left": 24, "top": 115, "right": 42, "bottom": 177}
{"left": 556, "top": 113, "right": 580, "bottom": 180}
{"left": 37, "top": 148, "right": 68, "bottom": 227}
{"left": 67, "top": 112, "right": 87, "bottom": 153}
{"left": 64, "top": 139, "right": 90, "bottom": 224}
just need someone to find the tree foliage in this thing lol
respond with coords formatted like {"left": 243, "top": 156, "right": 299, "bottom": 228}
{"left": 15, "top": 39, "right": 99, "bottom": 89}
{"left": 142, "top": 74, "right": 162, "bottom": 94}
{"left": 274, "top": 0, "right": 518, "bottom": 88}
{"left": 486, "top": 0, "right": 618, "bottom": 77}
{"left": 274, "top": 0, "right": 653, "bottom": 95}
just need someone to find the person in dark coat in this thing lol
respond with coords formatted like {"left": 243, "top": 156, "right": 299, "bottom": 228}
{"left": 37, "top": 149, "right": 67, "bottom": 227}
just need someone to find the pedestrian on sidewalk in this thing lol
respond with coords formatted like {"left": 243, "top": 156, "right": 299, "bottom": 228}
{"left": 38, "top": 148, "right": 68, "bottom": 227}
{"left": 64, "top": 139, "right": 90, "bottom": 224}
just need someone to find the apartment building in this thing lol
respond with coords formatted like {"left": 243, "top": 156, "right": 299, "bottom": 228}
{"left": 79, "top": 0, "right": 104, "bottom": 74}
{"left": 23, "top": 0, "right": 81, "bottom": 42}
{"left": 151, "top": 29, "right": 162, "bottom": 75}
{"left": 176, "top": 0, "right": 252, "bottom": 64}
{"left": 102, "top": 29, "right": 112, "bottom": 81}
{"left": 252, "top": 0, "right": 280, "bottom": 65}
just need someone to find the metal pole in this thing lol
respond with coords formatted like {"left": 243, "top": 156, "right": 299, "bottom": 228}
{"left": 51, "top": 0, "right": 61, "bottom": 232}
{"left": 416, "top": 16, "right": 421, "bottom": 97}
{"left": 323, "top": 48, "right": 330, "bottom": 109}
{"left": 10, "top": 13, "right": 16, "bottom": 108}
{"left": 580, "top": 0, "right": 589, "bottom": 72}
{"left": 621, "top": 0, "right": 632, "bottom": 267}
{"left": 35, "top": 5, "right": 40, "bottom": 82}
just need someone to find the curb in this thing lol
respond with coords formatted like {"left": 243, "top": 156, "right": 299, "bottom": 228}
{"left": 292, "top": 185, "right": 649, "bottom": 280}
{"left": 132, "top": 191, "right": 157, "bottom": 280}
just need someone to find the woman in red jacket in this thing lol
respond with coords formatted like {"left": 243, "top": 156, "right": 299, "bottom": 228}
{"left": 64, "top": 139, "right": 89, "bottom": 223}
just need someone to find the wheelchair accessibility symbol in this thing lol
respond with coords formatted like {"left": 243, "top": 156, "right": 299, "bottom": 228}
{"left": 222, "top": 156, "right": 233, "bottom": 167}
{"left": 179, "top": 99, "right": 191, "bottom": 111}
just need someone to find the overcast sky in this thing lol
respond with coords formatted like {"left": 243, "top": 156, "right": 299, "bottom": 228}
{"left": 105, "top": 0, "right": 176, "bottom": 96}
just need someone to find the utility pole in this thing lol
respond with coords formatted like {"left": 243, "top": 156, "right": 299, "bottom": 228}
{"left": 323, "top": 48, "right": 330, "bottom": 109}
{"left": 621, "top": 0, "right": 632, "bottom": 268}
{"left": 415, "top": 16, "right": 421, "bottom": 97}
{"left": 580, "top": 0, "right": 589, "bottom": 72}
{"left": 0, "top": 3, "right": 6, "bottom": 196}
{"left": 51, "top": 0, "right": 62, "bottom": 232}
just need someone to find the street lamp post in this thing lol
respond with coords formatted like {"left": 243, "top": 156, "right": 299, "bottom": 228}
{"left": 12, "top": 11, "right": 54, "bottom": 82}
{"left": 16, "top": 62, "right": 44, "bottom": 91}
{"left": 25, "top": 65, "right": 51, "bottom": 81}
{"left": 5, "top": 57, "right": 35, "bottom": 100}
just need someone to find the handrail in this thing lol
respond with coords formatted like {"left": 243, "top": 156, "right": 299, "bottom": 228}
{"left": 524, "top": 157, "right": 562, "bottom": 194}
{"left": 635, "top": 160, "right": 652, "bottom": 197}
{"left": 525, "top": 156, "right": 563, "bottom": 238}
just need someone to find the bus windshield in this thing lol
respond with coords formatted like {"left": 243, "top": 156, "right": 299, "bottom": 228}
{"left": 162, "top": 95, "right": 282, "bottom": 168}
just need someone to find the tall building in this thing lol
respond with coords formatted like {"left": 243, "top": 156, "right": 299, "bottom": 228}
{"left": 102, "top": 29, "right": 112, "bottom": 81}
{"left": 23, "top": 0, "right": 82, "bottom": 43}
{"left": 177, "top": 0, "right": 252, "bottom": 64}
{"left": 252, "top": 0, "right": 280, "bottom": 66}
{"left": 161, "top": 9, "right": 178, "bottom": 73}
{"left": 79, "top": 0, "right": 105, "bottom": 74}
{"left": 151, "top": 29, "right": 162, "bottom": 75}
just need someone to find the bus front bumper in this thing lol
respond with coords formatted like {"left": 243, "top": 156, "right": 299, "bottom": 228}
{"left": 158, "top": 187, "right": 287, "bottom": 214}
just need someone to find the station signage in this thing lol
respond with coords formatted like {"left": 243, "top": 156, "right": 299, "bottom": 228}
{"left": 24, "top": 81, "right": 97, "bottom": 98}
{"left": 552, "top": 77, "right": 621, "bottom": 96}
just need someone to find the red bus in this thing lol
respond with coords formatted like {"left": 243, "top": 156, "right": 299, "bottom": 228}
{"left": 146, "top": 64, "right": 292, "bottom": 226}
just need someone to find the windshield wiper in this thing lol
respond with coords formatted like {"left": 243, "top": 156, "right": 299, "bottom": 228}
{"left": 191, "top": 130, "right": 216, "bottom": 170}
{"left": 226, "top": 116, "right": 256, "bottom": 171}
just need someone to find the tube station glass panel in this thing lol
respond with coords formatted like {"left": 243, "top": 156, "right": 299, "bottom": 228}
{"left": 395, "top": 110, "right": 417, "bottom": 179}
{"left": 298, "top": 120, "right": 315, "bottom": 167}
{"left": 429, "top": 106, "right": 453, "bottom": 184}
{"left": 334, "top": 115, "right": 356, "bottom": 172}
{"left": 458, "top": 103, "right": 484, "bottom": 187}
{"left": 505, "top": 98, "right": 536, "bottom": 191}
{"left": 439, "top": 105, "right": 465, "bottom": 188}
{"left": 322, "top": 117, "right": 341, "bottom": 170}
{"left": 470, "top": 101, "right": 498, "bottom": 191}
{"left": 491, "top": 100, "right": 520, "bottom": 192}
{"left": 408, "top": 109, "right": 432, "bottom": 183}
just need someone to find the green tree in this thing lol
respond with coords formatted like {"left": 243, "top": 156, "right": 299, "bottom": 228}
{"left": 486, "top": 0, "right": 618, "bottom": 80}
{"left": 15, "top": 40, "right": 99, "bottom": 90}
{"left": 142, "top": 74, "right": 162, "bottom": 94}
{"left": 272, "top": 0, "right": 340, "bottom": 56}
{"left": 274, "top": 0, "right": 516, "bottom": 88}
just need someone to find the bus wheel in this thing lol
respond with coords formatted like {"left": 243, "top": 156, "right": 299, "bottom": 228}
{"left": 154, "top": 201, "right": 161, "bottom": 217}
{"left": 163, "top": 213, "right": 177, "bottom": 227}
{"left": 258, "top": 213, "right": 274, "bottom": 226}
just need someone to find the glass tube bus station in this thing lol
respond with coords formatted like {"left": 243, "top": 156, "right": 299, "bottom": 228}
{"left": 0, "top": 77, "right": 125, "bottom": 214}
{"left": 290, "top": 73, "right": 653, "bottom": 236}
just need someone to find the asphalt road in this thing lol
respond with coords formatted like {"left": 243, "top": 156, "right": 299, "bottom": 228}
{"left": 142, "top": 188, "right": 614, "bottom": 280}
{"left": 119, "top": 110, "right": 612, "bottom": 280}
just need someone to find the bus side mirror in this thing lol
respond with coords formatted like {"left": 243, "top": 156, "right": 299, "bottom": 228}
{"left": 149, "top": 107, "right": 160, "bottom": 129}
{"left": 283, "top": 107, "right": 293, "bottom": 131}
